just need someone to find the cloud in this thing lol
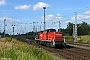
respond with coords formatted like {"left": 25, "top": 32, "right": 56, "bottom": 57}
{"left": 41, "top": 14, "right": 68, "bottom": 29}
{"left": 41, "top": 14, "right": 66, "bottom": 24}
{"left": 78, "top": 15, "right": 90, "bottom": 20}
{"left": 85, "top": 9, "right": 90, "bottom": 15}
{"left": 15, "top": 5, "right": 31, "bottom": 10}
{"left": 33, "top": 2, "right": 51, "bottom": 11}
{"left": 71, "top": 14, "right": 90, "bottom": 21}
{"left": 0, "top": 17, "right": 20, "bottom": 23}
{"left": 65, "top": 21, "right": 71, "bottom": 23}
{"left": 56, "top": 13, "right": 61, "bottom": 17}
{"left": 0, "top": 0, "right": 6, "bottom": 5}
{"left": 0, "top": 17, "right": 13, "bottom": 22}
{"left": 70, "top": 10, "right": 90, "bottom": 24}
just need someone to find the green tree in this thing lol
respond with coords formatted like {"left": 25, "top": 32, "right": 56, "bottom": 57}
{"left": 66, "top": 22, "right": 73, "bottom": 36}
{"left": 60, "top": 21, "right": 90, "bottom": 36}
{"left": 78, "top": 21, "right": 90, "bottom": 35}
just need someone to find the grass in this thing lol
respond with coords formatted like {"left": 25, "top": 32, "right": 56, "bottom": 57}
{"left": 65, "top": 35, "right": 90, "bottom": 43}
{"left": 0, "top": 37, "right": 63, "bottom": 60}
{"left": 64, "top": 36, "right": 73, "bottom": 42}
{"left": 77, "top": 35, "right": 90, "bottom": 43}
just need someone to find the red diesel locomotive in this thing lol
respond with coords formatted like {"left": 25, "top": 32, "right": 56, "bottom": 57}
{"left": 35, "top": 29, "right": 66, "bottom": 47}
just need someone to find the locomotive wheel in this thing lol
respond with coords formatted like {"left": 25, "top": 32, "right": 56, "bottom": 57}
{"left": 62, "top": 43, "right": 66, "bottom": 47}
{"left": 50, "top": 42, "right": 55, "bottom": 47}
{"left": 39, "top": 41, "right": 41, "bottom": 45}
{"left": 46, "top": 42, "right": 50, "bottom": 47}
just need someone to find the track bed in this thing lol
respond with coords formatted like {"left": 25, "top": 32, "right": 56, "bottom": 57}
{"left": 16, "top": 37, "right": 90, "bottom": 60}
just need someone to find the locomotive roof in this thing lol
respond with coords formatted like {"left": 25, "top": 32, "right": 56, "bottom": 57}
{"left": 38, "top": 31, "right": 43, "bottom": 33}
{"left": 38, "top": 29, "right": 56, "bottom": 33}
{"left": 44, "top": 29, "right": 56, "bottom": 31}
{"left": 45, "top": 29, "right": 56, "bottom": 30}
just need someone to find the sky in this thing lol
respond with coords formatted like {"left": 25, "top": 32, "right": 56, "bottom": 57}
{"left": 0, "top": 0, "right": 90, "bottom": 35}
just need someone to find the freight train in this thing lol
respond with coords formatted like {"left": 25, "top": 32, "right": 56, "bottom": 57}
{"left": 35, "top": 29, "right": 66, "bottom": 47}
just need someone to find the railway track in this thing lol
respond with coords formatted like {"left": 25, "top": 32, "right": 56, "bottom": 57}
{"left": 16, "top": 37, "right": 90, "bottom": 60}
{"left": 67, "top": 42, "right": 90, "bottom": 47}
{"left": 35, "top": 44, "right": 90, "bottom": 60}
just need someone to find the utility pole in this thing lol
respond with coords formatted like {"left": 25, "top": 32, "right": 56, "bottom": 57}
{"left": 12, "top": 24, "right": 15, "bottom": 37}
{"left": 74, "top": 12, "right": 77, "bottom": 42}
{"left": 4, "top": 19, "right": 6, "bottom": 37}
{"left": 37, "top": 22, "right": 39, "bottom": 32}
{"left": 0, "top": 24, "right": 1, "bottom": 33}
{"left": 36, "top": 22, "right": 38, "bottom": 32}
{"left": 39, "top": 24, "right": 41, "bottom": 31}
{"left": 73, "top": 24, "right": 75, "bottom": 40}
{"left": 33, "top": 22, "right": 35, "bottom": 32}
{"left": 30, "top": 23, "right": 32, "bottom": 32}
{"left": 35, "top": 22, "right": 38, "bottom": 34}
{"left": 43, "top": 7, "right": 46, "bottom": 30}
{"left": 40, "top": 22, "right": 42, "bottom": 31}
{"left": 33, "top": 22, "right": 35, "bottom": 36}
{"left": 59, "top": 21, "right": 61, "bottom": 32}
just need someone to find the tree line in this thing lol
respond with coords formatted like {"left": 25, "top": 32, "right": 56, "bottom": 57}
{"left": 0, "top": 21, "right": 90, "bottom": 37}
{"left": 60, "top": 21, "right": 90, "bottom": 36}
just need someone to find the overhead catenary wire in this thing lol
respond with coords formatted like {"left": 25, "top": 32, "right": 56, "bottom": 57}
{"left": 58, "top": 6, "right": 90, "bottom": 21}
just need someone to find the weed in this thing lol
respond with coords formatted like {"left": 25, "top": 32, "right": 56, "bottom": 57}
{"left": 0, "top": 38, "right": 60, "bottom": 60}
